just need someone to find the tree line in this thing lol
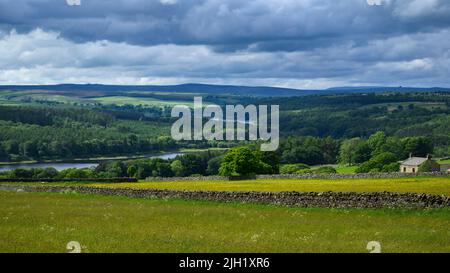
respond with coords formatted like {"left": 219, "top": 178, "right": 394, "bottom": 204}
{"left": 0, "top": 132, "right": 435, "bottom": 179}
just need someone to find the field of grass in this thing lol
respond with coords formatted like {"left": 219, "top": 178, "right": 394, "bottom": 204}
{"left": 179, "top": 147, "right": 229, "bottom": 153}
{"left": 0, "top": 90, "right": 197, "bottom": 107}
{"left": 439, "top": 159, "right": 450, "bottom": 164}
{"left": 2, "top": 177, "right": 449, "bottom": 196}
{"left": 359, "top": 101, "right": 449, "bottom": 111}
{"left": 0, "top": 190, "right": 449, "bottom": 253}
{"left": 92, "top": 96, "right": 193, "bottom": 107}
{"left": 334, "top": 165, "right": 359, "bottom": 174}
{"left": 78, "top": 177, "right": 450, "bottom": 196}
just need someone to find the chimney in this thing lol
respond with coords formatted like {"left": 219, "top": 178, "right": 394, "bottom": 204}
{"left": 427, "top": 154, "right": 432, "bottom": 160}
{"left": 409, "top": 153, "right": 413, "bottom": 158}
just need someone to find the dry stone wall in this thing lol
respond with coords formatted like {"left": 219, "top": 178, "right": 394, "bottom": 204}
{"left": 1, "top": 184, "right": 448, "bottom": 209}
{"left": 144, "top": 172, "right": 450, "bottom": 181}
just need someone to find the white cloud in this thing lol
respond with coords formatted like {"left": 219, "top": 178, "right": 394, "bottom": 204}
{"left": 0, "top": 28, "right": 449, "bottom": 88}
{"left": 159, "top": 0, "right": 177, "bottom": 5}
{"left": 394, "top": 0, "right": 440, "bottom": 17}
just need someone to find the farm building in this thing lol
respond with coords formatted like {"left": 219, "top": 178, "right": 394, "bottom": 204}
{"left": 440, "top": 164, "right": 450, "bottom": 172}
{"left": 399, "top": 154, "right": 440, "bottom": 173}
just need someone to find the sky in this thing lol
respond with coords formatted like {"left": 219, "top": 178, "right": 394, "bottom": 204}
{"left": 0, "top": 0, "right": 449, "bottom": 89}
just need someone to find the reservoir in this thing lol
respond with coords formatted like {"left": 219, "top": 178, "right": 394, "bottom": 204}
{"left": 0, "top": 152, "right": 183, "bottom": 172}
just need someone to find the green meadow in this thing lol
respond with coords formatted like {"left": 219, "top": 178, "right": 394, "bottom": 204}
{"left": 91, "top": 96, "right": 194, "bottom": 107}
{"left": 1, "top": 190, "right": 449, "bottom": 253}
{"left": 334, "top": 165, "right": 359, "bottom": 174}
{"left": 81, "top": 177, "right": 450, "bottom": 196}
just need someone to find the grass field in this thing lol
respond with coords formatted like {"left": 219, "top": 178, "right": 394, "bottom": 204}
{"left": 92, "top": 96, "right": 194, "bottom": 107}
{"left": 77, "top": 177, "right": 450, "bottom": 196}
{"left": 0, "top": 190, "right": 449, "bottom": 253}
{"left": 334, "top": 165, "right": 359, "bottom": 174}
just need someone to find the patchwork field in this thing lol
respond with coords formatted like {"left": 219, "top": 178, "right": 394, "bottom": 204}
{"left": 0, "top": 90, "right": 198, "bottom": 107}
{"left": 77, "top": 177, "right": 450, "bottom": 196}
{"left": 91, "top": 96, "right": 194, "bottom": 107}
{"left": 1, "top": 191, "right": 449, "bottom": 253}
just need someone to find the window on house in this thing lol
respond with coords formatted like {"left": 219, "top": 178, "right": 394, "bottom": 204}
{"left": 412, "top": 168, "right": 415, "bottom": 173}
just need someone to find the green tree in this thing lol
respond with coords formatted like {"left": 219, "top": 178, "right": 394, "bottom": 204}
{"left": 339, "top": 138, "right": 368, "bottom": 165}
{"left": 0, "top": 144, "right": 9, "bottom": 161}
{"left": 11, "top": 168, "right": 33, "bottom": 178}
{"left": 153, "top": 162, "right": 173, "bottom": 177}
{"left": 355, "top": 152, "right": 398, "bottom": 173}
{"left": 367, "top": 131, "right": 386, "bottom": 155}
{"left": 418, "top": 160, "right": 433, "bottom": 173}
{"left": 3, "top": 140, "right": 19, "bottom": 155}
{"left": 280, "top": 164, "right": 310, "bottom": 174}
{"left": 206, "top": 156, "right": 223, "bottom": 176}
{"left": 353, "top": 142, "right": 371, "bottom": 163}
{"left": 136, "top": 164, "right": 152, "bottom": 179}
{"left": 255, "top": 151, "right": 280, "bottom": 174}
{"left": 22, "top": 141, "right": 38, "bottom": 158}
{"left": 36, "top": 167, "right": 58, "bottom": 179}
{"left": 58, "top": 168, "right": 93, "bottom": 179}
{"left": 219, "top": 147, "right": 270, "bottom": 176}
{"left": 127, "top": 165, "right": 138, "bottom": 178}
{"left": 170, "top": 160, "right": 184, "bottom": 177}
{"left": 404, "top": 137, "right": 433, "bottom": 157}
{"left": 178, "top": 154, "right": 208, "bottom": 176}
{"left": 313, "top": 166, "right": 337, "bottom": 174}
{"left": 382, "top": 162, "right": 400, "bottom": 173}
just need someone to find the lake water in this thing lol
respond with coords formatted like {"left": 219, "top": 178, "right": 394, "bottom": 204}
{"left": 0, "top": 152, "right": 183, "bottom": 172}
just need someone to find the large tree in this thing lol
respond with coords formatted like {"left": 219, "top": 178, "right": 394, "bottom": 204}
{"left": 404, "top": 137, "right": 433, "bottom": 157}
{"left": 339, "top": 138, "right": 370, "bottom": 165}
{"left": 219, "top": 147, "right": 271, "bottom": 176}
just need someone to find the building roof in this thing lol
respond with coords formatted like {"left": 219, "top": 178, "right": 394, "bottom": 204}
{"left": 400, "top": 157, "right": 428, "bottom": 167}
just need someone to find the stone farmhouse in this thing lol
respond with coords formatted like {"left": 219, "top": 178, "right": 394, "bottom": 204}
{"left": 399, "top": 154, "right": 449, "bottom": 173}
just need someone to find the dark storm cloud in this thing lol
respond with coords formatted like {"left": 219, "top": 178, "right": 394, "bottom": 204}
{"left": 0, "top": 0, "right": 449, "bottom": 49}
{"left": 0, "top": 0, "right": 449, "bottom": 87}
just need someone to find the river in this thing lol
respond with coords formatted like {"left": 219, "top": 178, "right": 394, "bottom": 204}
{"left": 0, "top": 152, "right": 183, "bottom": 172}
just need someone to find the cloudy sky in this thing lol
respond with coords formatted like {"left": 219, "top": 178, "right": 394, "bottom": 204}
{"left": 0, "top": 0, "right": 449, "bottom": 89}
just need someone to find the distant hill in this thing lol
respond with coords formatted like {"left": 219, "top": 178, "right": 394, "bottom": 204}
{"left": 0, "top": 83, "right": 448, "bottom": 97}
{"left": 326, "top": 86, "right": 450, "bottom": 93}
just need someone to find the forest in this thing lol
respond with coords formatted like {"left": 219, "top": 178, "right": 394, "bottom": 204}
{"left": 0, "top": 91, "right": 448, "bottom": 177}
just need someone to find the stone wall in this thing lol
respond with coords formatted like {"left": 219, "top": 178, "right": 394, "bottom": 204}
{"left": 1, "top": 184, "right": 448, "bottom": 209}
{"left": 256, "top": 172, "right": 450, "bottom": 180}
{"left": 144, "top": 172, "right": 450, "bottom": 181}
{"left": 145, "top": 176, "right": 226, "bottom": 181}
{"left": 0, "top": 177, "right": 138, "bottom": 183}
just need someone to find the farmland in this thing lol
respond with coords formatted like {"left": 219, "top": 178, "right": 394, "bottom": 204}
{"left": 91, "top": 96, "right": 195, "bottom": 107}
{"left": 2, "top": 176, "right": 449, "bottom": 196}
{"left": 0, "top": 190, "right": 449, "bottom": 253}
{"left": 84, "top": 176, "right": 450, "bottom": 196}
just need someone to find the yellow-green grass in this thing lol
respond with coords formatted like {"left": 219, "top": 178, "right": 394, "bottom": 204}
{"left": 179, "top": 147, "right": 229, "bottom": 153}
{"left": 439, "top": 159, "right": 450, "bottom": 164}
{"left": 2, "top": 177, "right": 449, "bottom": 196}
{"left": 11, "top": 94, "right": 87, "bottom": 104}
{"left": 1, "top": 190, "right": 449, "bottom": 253}
{"left": 78, "top": 177, "right": 450, "bottom": 196}
{"left": 334, "top": 165, "right": 359, "bottom": 174}
{"left": 92, "top": 96, "right": 194, "bottom": 107}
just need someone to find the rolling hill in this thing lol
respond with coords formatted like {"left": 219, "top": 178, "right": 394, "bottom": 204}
{"left": 0, "top": 84, "right": 449, "bottom": 97}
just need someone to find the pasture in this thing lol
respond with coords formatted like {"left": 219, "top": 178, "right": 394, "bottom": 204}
{"left": 91, "top": 96, "right": 193, "bottom": 107}
{"left": 84, "top": 177, "right": 450, "bottom": 196}
{"left": 0, "top": 191, "right": 449, "bottom": 253}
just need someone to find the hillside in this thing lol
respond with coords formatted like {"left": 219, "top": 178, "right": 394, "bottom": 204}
{"left": 1, "top": 84, "right": 449, "bottom": 97}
